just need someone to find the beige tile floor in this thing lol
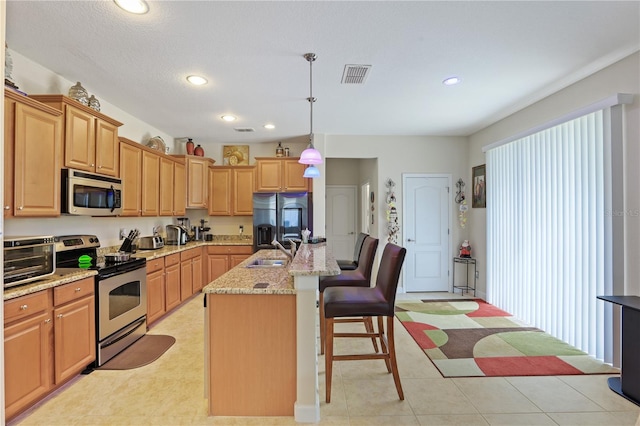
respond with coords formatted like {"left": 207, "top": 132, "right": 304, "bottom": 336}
{"left": 9, "top": 292, "right": 640, "bottom": 426}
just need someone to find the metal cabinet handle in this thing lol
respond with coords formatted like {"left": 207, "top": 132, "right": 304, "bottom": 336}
{"left": 407, "top": 238, "right": 415, "bottom": 242}
{"left": 18, "top": 206, "right": 23, "bottom": 210}
{"left": 20, "top": 304, "right": 28, "bottom": 310}
{"left": 45, "top": 319, "right": 51, "bottom": 324}
{"left": 57, "top": 314, "right": 63, "bottom": 319}
{"left": 4, "top": 206, "right": 10, "bottom": 210}
{"left": 91, "top": 163, "right": 95, "bottom": 167}
{"left": 75, "top": 287, "right": 81, "bottom": 292}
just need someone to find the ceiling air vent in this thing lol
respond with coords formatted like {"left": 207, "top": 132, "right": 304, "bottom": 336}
{"left": 233, "top": 127, "right": 255, "bottom": 133}
{"left": 341, "top": 64, "right": 372, "bottom": 84}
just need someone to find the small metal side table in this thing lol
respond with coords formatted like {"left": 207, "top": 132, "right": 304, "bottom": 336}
{"left": 452, "top": 257, "right": 477, "bottom": 296}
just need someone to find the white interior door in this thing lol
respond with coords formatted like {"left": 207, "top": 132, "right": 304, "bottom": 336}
{"left": 326, "top": 186, "right": 357, "bottom": 260}
{"left": 403, "top": 174, "right": 450, "bottom": 292}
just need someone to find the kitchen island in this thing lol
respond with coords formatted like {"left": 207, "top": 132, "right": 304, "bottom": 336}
{"left": 202, "top": 243, "right": 339, "bottom": 422}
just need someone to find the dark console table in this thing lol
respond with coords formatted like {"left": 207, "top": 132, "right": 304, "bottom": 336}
{"left": 597, "top": 295, "right": 640, "bottom": 406}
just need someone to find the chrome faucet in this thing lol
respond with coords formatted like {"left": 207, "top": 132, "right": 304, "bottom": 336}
{"left": 271, "top": 238, "right": 296, "bottom": 259}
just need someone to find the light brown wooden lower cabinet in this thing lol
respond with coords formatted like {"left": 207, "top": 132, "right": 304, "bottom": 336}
{"left": 206, "top": 245, "right": 253, "bottom": 283}
{"left": 4, "top": 278, "right": 95, "bottom": 421}
{"left": 207, "top": 293, "right": 296, "bottom": 416}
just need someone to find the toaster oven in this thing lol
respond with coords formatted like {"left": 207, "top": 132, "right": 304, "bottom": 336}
{"left": 4, "top": 236, "right": 56, "bottom": 288}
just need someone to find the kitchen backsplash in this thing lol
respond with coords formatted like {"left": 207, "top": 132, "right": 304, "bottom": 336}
{"left": 4, "top": 213, "right": 253, "bottom": 248}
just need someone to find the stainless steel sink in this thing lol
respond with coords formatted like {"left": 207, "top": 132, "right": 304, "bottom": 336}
{"left": 246, "top": 259, "right": 288, "bottom": 268}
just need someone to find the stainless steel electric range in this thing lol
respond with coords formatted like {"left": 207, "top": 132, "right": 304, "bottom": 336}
{"left": 55, "top": 235, "right": 147, "bottom": 367}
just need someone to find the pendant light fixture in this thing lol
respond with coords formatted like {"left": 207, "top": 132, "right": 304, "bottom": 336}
{"left": 303, "top": 165, "right": 320, "bottom": 178}
{"left": 299, "top": 53, "right": 323, "bottom": 167}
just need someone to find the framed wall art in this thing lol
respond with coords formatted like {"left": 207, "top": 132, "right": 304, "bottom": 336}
{"left": 223, "top": 145, "right": 249, "bottom": 165}
{"left": 472, "top": 164, "right": 486, "bottom": 208}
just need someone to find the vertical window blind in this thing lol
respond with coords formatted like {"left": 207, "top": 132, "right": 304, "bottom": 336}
{"left": 486, "top": 110, "right": 610, "bottom": 360}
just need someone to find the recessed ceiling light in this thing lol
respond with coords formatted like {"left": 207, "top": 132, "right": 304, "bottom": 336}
{"left": 186, "top": 75, "right": 208, "bottom": 86}
{"left": 264, "top": 124, "right": 275, "bottom": 129}
{"left": 443, "top": 76, "right": 462, "bottom": 86}
{"left": 113, "top": 0, "right": 149, "bottom": 14}
{"left": 221, "top": 115, "right": 237, "bottom": 122}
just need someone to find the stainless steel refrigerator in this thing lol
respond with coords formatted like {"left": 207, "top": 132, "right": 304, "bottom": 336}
{"left": 252, "top": 192, "right": 313, "bottom": 252}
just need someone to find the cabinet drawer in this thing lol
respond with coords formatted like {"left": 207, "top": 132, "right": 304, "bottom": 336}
{"left": 146, "top": 257, "right": 165, "bottom": 273}
{"left": 4, "top": 291, "right": 49, "bottom": 324}
{"left": 207, "top": 245, "right": 253, "bottom": 255}
{"left": 53, "top": 278, "right": 95, "bottom": 306}
{"left": 180, "top": 247, "right": 201, "bottom": 261}
{"left": 164, "top": 253, "right": 180, "bottom": 266}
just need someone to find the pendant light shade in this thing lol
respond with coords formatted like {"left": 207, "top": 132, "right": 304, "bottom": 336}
{"left": 299, "top": 53, "right": 323, "bottom": 166}
{"left": 303, "top": 165, "right": 320, "bottom": 178}
{"left": 300, "top": 144, "right": 323, "bottom": 165}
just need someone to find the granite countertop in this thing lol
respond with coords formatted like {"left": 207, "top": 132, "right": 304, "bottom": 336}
{"left": 129, "top": 235, "right": 253, "bottom": 261}
{"left": 4, "top": 236, "right": 252, "bottom": 302}
{"left": 288, "top": 242, "right": 340, "bottom": 277}
{"left": 202, "top": 249, "right": 294, "bottom": 295}
{"left": 202, "top": 243, "right": 340, "bottom": 296}
{"left": 4, "top": 269, "right": 98, "bottom": 301}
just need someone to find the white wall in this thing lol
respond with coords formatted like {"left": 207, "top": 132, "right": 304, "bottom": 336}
{"left": 324, "top": 134, "right": 469, "bottom": 291}
{"left": 468, "top": 51, "right": 640, "bottom": 297}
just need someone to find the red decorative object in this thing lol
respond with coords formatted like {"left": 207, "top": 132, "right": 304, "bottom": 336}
{"left": 186, "top": 138, "right": 195, "bottom": 155}
{"left": 194, "top": 144, "right": 205, "bottom": 157}
{"left": 459, "top": 240, "right": 471, "bottom": 258}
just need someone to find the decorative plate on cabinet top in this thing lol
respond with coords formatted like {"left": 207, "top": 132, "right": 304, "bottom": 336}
{"left": 146, "top": 136, "right": 166, "bottom": 153}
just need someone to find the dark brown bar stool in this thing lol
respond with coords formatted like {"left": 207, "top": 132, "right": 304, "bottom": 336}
{"left": 323, "top": 243, "right": 407, "bottom": 403}
{"left": 319, "top": 236, "right": 378, "bottom": 355}
{"left": 336, "top": 232, "right": 368, "bottom": 271}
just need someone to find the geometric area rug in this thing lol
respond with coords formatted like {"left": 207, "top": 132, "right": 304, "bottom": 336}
{"left": 395, "top": 299, "right": 619, "bottom": 378}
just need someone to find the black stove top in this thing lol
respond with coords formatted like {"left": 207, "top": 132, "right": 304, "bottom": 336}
{"left": 55, "top": 234, "right": 146, "bottom": 278}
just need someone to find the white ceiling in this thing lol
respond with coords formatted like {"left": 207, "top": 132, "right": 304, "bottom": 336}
{"left": 6, "top": 1, "right": 640, "bottom": 145}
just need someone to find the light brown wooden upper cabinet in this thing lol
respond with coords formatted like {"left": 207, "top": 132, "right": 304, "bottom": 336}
{"left": 141, "top": 150, "right": 160, "bottom": 216}
{"left": 4, "top": 89, "right": 63, "bottom": 217}
{"left": 172, "top": 155, "right": 215, "bottom": 209}
{"left": 119, "top": 139, "right": 142, "bottom": 216}
{"left": 209, "top": 166, "right": 255, "bottom": 216}
{"left": 30, "top": 95, "right": 122, "bottom": 177}
{"left": 120, "top": 138, "right": 186, "bottom": 217}
{"left": 255, "top": 157, "right": 310, "bottom": 192}
{"left": 159, "top": 156, "right": 187, "bottom": 216}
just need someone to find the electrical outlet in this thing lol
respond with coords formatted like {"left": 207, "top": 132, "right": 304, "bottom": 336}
{"left": 239, "top": 225, "right": 244, "bottom": 235}
{"left": 475, "top": 271, "right": 480, "bottom": 279}
{"left": 119, "top": 228, "right": 128, "bottom": 240}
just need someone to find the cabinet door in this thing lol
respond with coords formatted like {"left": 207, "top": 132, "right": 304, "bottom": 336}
{"left": 53, "top": 296, "right": 96, "bottom": 384}
{"left": 165, "top": 263, "right": 181, "bottom": 311}
{"left": 159, "top": 156, "right": 175, "bottom": 216}
{"left": 4, "top": 98, "right": 15, "bottom": 218}
{"left": 95, "top": 119, "right": 119, "bottom": 176}
{"left": 147, "top": 269, "right": 166, "bottom": 326}
{"left": 207, "top": 254, "right": 229, "bottom": 283}
{"left": 187, "top": 157, "right": 209, "bottom": 208}
{"left": 173, "top": 161, "right": 187, "bottom": 216}
{"left": 14, "top": 103, "right": 62, "bottom": 216}
{"left": 283, "top": 159, "right": 309, "bottom": 192}
{"left": 64, "top": 104, "right": 95, "bottom": 172}
{"left": 192, "top": 255, "right": 203, "bottom": 293}
{"left": 141, "top": 150, "right": 160, "bottom": 216}
{"left": 119, "top": 142, "right": 142, "bottom": 216}
{"left": 230, "top": 254, "right": 251, "bottom": 268}
{"left": 256, "top": 159, "right": 282, "bottom": 192}
{"left": 4, "top": 311, "right": 52, "bottom": 420}
{"left": 180, "top": 260, "right": 193, "bottom": 301}
{"left": 209, "top": 167, "right": 232, "bottom": 216}
{"left": 233, "top": 168, "right": 255, "bottom": 215}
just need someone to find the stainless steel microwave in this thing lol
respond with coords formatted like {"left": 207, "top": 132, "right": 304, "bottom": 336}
{"left": 61, "top": 169, "right": 123, "bottom": 216}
